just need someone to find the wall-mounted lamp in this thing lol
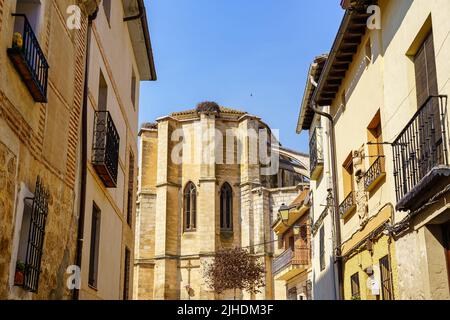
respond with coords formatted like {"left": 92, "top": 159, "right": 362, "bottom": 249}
{"left": 278, "top": 203, "right": 290, "bottom": 223}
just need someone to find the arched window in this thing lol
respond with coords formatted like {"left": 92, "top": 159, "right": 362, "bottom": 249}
{"left": 220, "top": 183, "right": 233, "bottom": 231}
{"left": 184, "top": 182, "right": 197, "bottom": 231}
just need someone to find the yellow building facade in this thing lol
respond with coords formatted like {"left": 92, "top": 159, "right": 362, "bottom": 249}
{"left": 272, "top": 189, "right": 312, "bottom": 300}
{"left": 298, "top": 0, "right": 450, "bottom": 300}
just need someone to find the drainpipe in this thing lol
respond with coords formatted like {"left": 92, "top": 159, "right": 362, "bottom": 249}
{"left": 310, "top": 72, "right": 344, "bottom": 299}
{"left": 73, "top": 8, "right": 98, "bottom": 301}
{"left": 311, "top": 102, "right": 344, "bottom": 300}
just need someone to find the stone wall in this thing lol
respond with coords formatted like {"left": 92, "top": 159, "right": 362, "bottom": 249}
{"left": 0, "top": 140, "right": 17, "bottom": 299}
{"left": 0, "top": 0, "right": 88, "bottom": 300}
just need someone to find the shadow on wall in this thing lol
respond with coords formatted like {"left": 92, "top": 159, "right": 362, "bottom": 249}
{"left": 380, "top": 0, "right": 414, "bottom": 57}
{"left": 312, "top": 255, "right": 337, "bottom": 300}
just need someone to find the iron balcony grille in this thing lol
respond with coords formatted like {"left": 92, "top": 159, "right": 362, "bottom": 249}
{"left": 92, "top": 111, "right": 120, "bottom": 188}
{"left": 310, "top": 127, "right": 324, "bottom": 179}
{"left": 364, "top": 156, "right": 385, "bottom": 191}
{"left": 339, "top": 192, "right": 356, "bottom": 218}
{"left": 272, "top": 246, "right": 310, "bottom": 275}
{"left": 392, "top": 95, "right": 449, "bottom": 210}
{"left": 7, "top": 14, "right": 49, "bottom": 102}
{"left": 23, "top": 177, "right": 49, "bottom": 293}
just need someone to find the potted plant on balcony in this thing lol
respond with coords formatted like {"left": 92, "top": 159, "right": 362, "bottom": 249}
{"left": 14, "top": 261, "right": 26, "bottom": 286}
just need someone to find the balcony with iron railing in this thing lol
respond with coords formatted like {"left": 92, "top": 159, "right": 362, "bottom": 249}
{"left": 364, "top": 156, "right": 386, "bottom": 192}
{"left": 339, "top": 191, "right": 356, "bottom": 219}
{"left": 7, "top": 14, "right": 49, "bottom": 103}
{"left": 92, "top": 111, "right": 120, "bottom": 188}
{"left": 392, "top": 95, "right": 449, "bottom": 211}
{"left": 310, "top": 127, "right": 324, "bottom": 180}
{"left": 272, "top": 245, "right": 311, "bottom": 280}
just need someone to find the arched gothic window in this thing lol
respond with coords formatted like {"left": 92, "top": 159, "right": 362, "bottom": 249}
{"left": 220, "top": 183, "right": 233, "bottom": 231}
{"left": 184, "top": 182, "right": 197, "bottom": 231}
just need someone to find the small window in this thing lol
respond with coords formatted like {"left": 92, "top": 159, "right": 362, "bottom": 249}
{"left": 88, "top": 203, "right": 101, "bottom": 288}
{"left": 131, "top": 69, "right": 137, "bottom": 109}
{"left": 342, "top": 152, "right": 354, "bottom": 197}
{"left": 288, "top": 236, "right": 295, "bottom": 251}
{"left": 98, "top": 71, "right": 108, "bottom": 111}
{"left": 277, "top": 235, "right": 284, "bottom": 250}
{"left": 319, "top": 226, "right": 325, "bottom": 271}
{"left": 103, "top": 0, "right": 112, "bottom": 25}
{"left": 379, "top": 255, "right": 394, "bottom": 300}
{"left": 351, "top": 273, "right": 361, "bottom": 299}
{"left": 123, "top": 248, "right": 131, "bottom": 300}
{"left": 288, "top": 287, "right": 298, "bottom": 300}
{"left": 184, "top": 183, "right": 197, "bottom": 231}
{"left": 220, "top": 182, "right": 233, "bottom": 231}
{"left": 367, "top": 110, "right": 384, "bottom": 163}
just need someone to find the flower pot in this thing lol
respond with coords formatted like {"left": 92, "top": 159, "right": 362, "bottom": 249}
{"left": 14, "top": 270, "right": 24, "bottom": 286}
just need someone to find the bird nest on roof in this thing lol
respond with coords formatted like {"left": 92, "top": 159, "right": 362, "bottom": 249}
{"left": 196, "top": 101, "right": 220, "bottom": 114}
{"left": 141, "top": 122, "right": 158, "bottom": 130}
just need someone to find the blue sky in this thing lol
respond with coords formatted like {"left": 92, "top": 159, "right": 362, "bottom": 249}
{"left": 140, "top": 0, "right": 343, "bottom": 153}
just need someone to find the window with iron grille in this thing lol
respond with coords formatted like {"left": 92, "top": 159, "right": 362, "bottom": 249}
{"left": 127, "top": 152, "right": 135, "bottom": 226}
{"left": 88, "top": 203, "right": 101, "bottom": 288}
{"left": 15, "top": 177, "right": 49, "bottom": 293}
{"left": 319, "top": 226, "right": 325, "bottom": 271}
{"left": 287, "top": 287, "right": 298, "bottom": 300}
{"left": 123, "top": 247, "right": 131, "bottom": 300}
{"left": 351, "top": 272, "right": 360, "bottom": 300}
{"left": 379, "top": 255, "right": 394, "bottom": 300}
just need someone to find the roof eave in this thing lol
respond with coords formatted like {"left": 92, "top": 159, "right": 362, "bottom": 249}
{"left": 124, "top": 0, "right": 157, "bottom": 81}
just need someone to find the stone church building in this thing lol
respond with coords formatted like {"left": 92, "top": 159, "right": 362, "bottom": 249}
{"left": 134, "top": 102, "right": 309, "bottom": 300}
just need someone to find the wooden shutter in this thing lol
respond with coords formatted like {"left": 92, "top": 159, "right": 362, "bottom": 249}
{"left": 379, "top": 255, "right": 393, "bottom": 300}
{"left": 414, "top": 31, "right": 438, "bottom": 108}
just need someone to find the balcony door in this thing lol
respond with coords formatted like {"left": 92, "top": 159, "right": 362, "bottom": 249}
{"left": 413, "top": 31, "right": 443, "bottom": 174}
{"left": 16, "top": 0, "right": 42, "bottom": 33}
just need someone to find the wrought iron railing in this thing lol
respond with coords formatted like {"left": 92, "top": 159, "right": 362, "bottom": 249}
{"left": 339, "top": 192, "right": 356, "bottom": 217}
{"left": 310, "top": 127, "right": 324, "bottom": 178}
{"left": 364, "top": 156, "right": 385, "bottom": 191}
{"left": 392, "top": 95, "right": 448, "bottom": 203}
{"left": 92, "top": 111, "right": 120, "bottom": 188}
{"left": 7, "top": 14, "right": 49, "bottom": 102}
